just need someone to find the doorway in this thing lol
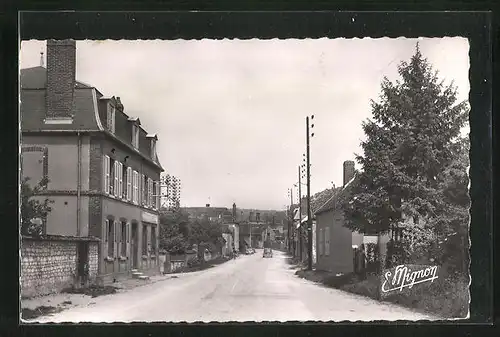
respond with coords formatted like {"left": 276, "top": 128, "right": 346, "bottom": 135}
{"left": 77, "top": 241, "right": 89, "bottom": 285}
{"left": 131, "top": 222, "right": 139, "bottom": 269}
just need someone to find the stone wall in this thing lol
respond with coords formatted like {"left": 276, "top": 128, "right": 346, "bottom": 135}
{"left": 21, "top": 236, "right": 99, "bottom": 298}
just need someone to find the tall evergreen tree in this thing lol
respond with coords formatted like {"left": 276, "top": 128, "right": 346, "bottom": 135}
{"left": 343, "top": 45, "right": 469, "bottom": 254}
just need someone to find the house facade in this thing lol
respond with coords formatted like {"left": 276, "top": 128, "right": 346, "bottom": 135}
{"left": 314, "top": 160, "right": 363, "bottom": 274}
{"left": 21, "top": 39, "right": 164, "bottom": 283}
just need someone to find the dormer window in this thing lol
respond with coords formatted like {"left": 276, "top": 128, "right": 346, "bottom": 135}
{"left": 128, "top": 117, "right": 141, "bottom": 149}
{"left": 151, "top": 139, "right": 156, "bottom": 159}
{"left": 107, "top": 104, "right": 116, "bottom": 133}
{"left": 147, "top": 134, "right": 158, "bottom": 160}
{"left": 132, "top": 125, "right": 139, "bottom": 149}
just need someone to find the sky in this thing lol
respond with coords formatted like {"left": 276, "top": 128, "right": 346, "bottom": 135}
{"left": 20, "top": 37, "right": 470, "bottom": 210}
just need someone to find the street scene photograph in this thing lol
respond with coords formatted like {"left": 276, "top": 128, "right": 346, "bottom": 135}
{"left": 19, "top": 37, "right": 470, "bottom": 322}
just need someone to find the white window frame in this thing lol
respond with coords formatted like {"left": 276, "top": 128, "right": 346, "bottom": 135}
{"left": 113, "top": 161, "right": 119, "bottom": 197}
{"left": 103, "top": 155, "right": 110, "bottom": 194}
{"left": 126, "top": 167, "right": 132, "bottom": 201}
{"left": 132, "top": 170, "right": 138, "bottom": 204}
{"left": 325, "top": 226, "right": 330, "bottom": 256}
{"left": 148, "top": 177, "right": 153, "bottom": 207}
{"left": 118, "top": 162, "right": 123, "bottom": 199}
{"left": 155, "top": 181, "right": 160, "bottom": 209}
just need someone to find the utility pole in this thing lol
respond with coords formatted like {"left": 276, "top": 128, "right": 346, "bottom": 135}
{"left": 306, "top": 115, "right": 313, "bottom": 271}
{"left": 298, "top": 165, "right": 302, "bottom": 262}
{"left": 289, "top": 187, "right": 294, "bottom": 255}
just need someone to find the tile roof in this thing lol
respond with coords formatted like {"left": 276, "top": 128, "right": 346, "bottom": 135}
{"left": 314, "top": 174, "right": 359, "bottom": 215}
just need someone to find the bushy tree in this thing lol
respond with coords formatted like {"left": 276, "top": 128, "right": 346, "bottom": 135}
{"left": 159, "top": 208, "right": 190, "bottom": 254}
{"left": 343, "top": 44, "right": 469, "bottom": 268}
{"left": 21, "top": 176, "right": 54, "bottom": 236}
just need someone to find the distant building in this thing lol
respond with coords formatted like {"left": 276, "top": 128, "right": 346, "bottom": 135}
{"left": 161, "top": 174, "right": 181, "bottom": 209}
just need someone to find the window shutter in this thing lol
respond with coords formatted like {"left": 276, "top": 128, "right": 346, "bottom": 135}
{"left": 127, "top": 167, "right": 132, "bottom": 200}
{"left": 319, "top": 228, "right": 323, "bottom": 255}
{"left": 136, "top": 172, "right": 139, "bottom": 204}
{"left": 104, "top": 156, "right": 110, "bottom": 194}
{"left": 113, "top": 161, "right": 119, "bottom": 196}
{"left": 135, "top": 171, "right": 139, "bottom": 204}
{"left": 118, "top": 162, "right": 123, "bottom": 198}
{"left": 141, "top": 174, "right": 145, "bottom": 205}
{"left": 325, "top": 227, "right": 330, "bottom": 256}
{"left": 148, "top": 178, "right": 153, "bottom": 206}
{"left": 156, "top": 182, "right": 160, "bottom": 209}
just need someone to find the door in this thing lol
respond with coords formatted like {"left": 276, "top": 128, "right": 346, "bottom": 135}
{"left": 131, "top": 223, "right": 138, "bottom": 269}
{"left": 77, "top": 241, "right": 89, "bottom": 285}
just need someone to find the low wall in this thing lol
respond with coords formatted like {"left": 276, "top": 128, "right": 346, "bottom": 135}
{"left": 163, "top": 251, "right": 198, "bottom": 273}
{"left": 21, "top": 235, "right": 99, "bottom": 298}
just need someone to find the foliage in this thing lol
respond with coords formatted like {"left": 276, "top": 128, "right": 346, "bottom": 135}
{"left": 159, "top": 208, "right": 190, "bottom": 254}
{"left": 364, "top": 243, "right": 381, "bottom": 273}
{"left": 341, "top": 44, "right": 470, "bottom": 271}
{"left": 20, "top": 176, "right": 54, "bottom": 236}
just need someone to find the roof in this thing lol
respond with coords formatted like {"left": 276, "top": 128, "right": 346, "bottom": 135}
{"left": 314, "top": 174, "right": 359, "bottom": 215}
{"left": 21, "top": 66, "right": 163, "bottom": 171}
{"left": 21, "top": 66, "right": 91, "bottom": 89}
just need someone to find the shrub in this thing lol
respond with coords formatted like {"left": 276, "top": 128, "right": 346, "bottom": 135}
{"left": 323, "top": 272, "right": 359, "bottom": 288}
{"left": 383, "top": 274, "right": 469, "bottom": 318}
{"left": 341, "top": 274, "right": 381, "bottom": 299}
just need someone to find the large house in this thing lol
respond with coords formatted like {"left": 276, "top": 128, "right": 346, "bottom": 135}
{"left": 314, "top": 161, "right": 364, "bottom": 274}
{"left": 21, "top": 39, "right": 164, "bottom": 283}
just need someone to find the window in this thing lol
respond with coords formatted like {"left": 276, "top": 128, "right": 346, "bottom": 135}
{"left": 126, "top": 167, "right": 132, "bottom": 200}
{"left": 118, "top": 162, "right": 123, "bottom": 198}
{"left": 151, "top": 139, "right": 156, "bottom": 159}
{"left": 148, "top": 177, "right": 153, "bottom": 207}
{"left": 142, "top": 225, "right": 148, "bottom": 255}
{"left": 132, "top": 125, "right": 139, "bottom": 149}
{"left": 142, "top": 174, "right": 148, "bottom": 205}
{"left": 132, "top": 170, "right": 139, "bottom": 204}
{"left": 107, "top": 105, "right": 116, "bottom": 133}
{"left": 324, "top": 227, "right": 330, "bottom": 256}
{"left": 103, "top": 156, "right": 110, "bottom": 194}
{"left": 107, "top": 219, "right": 115, "bottom": 257}
{"left": 121, "top": 221, "right": 127, "bottom": 256}
{"left": 319, "top": 228, "right": 324, "bottom": 256}
{"left": 109, "top": 158, "right": 116, "bottom": 195}
{"left": 151, "top": 225, "right": 157, "bottom": 255}
{"left": 155, "top": 181, "right": 160, "bottom": 209}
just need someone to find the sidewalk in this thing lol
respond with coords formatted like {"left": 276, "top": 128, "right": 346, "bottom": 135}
{"left": 21, "top": 256, "right": 235, "bottom": 320}
{"left": 20, "top": 273, "right": 179, "bottom": 320}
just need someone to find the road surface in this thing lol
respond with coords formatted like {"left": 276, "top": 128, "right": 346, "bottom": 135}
{"left": 30, "top": 250, "right": 438, "bottom": 323}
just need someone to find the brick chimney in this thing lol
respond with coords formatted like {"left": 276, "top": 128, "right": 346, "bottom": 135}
{"left": 46, "top": 39, "right": 76, "bottom": 121}
{"left": 343, "top": 160, "right": 355, "bottom": 187}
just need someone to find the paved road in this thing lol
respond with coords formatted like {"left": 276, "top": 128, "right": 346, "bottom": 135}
{"left": 31, "top": 250, "right": 438, "bottom": 323}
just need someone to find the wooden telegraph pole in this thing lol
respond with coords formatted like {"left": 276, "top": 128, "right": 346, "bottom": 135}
{"left": 306, "top": 116, "right": 313, "bottom": 271}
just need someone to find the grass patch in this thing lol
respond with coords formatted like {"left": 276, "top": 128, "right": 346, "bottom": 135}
{"left": 22, "top": 305, "right": 63, "bottom": 320}
{"left": 172, "top": 256, "right": 231, "bottom": 274}
{"left": 61, "top": 284, "right": 118, "bottom": 298}
{"left": 295, "top": 267, "right": 469, "bottom": 319}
